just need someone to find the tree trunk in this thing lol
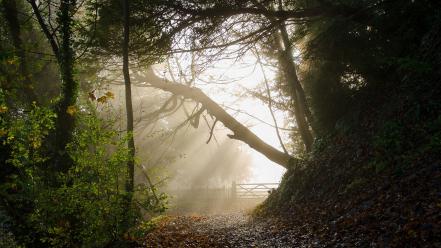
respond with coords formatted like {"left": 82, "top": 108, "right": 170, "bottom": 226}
{"left": 252, "top": 0, "right": 314, "bottom": 152}
{"left": 276, "top": 22, "right": 314, "bottom": 152}
{"left": 28, "top": 0, "right": 77, "bottom": 171}
{"left": 2, "top": 0, "right": 38, "bottom": 103}
{"left": 122, "top": 0, "right": 135, "bottom": 197}
{"left": 133, "top": 68, "right": 298, "bottom": 169}
{"left": 54, "top": 0, "right": 77, "bottom": 171}
{"left": 278, "top": 22, "right": 314, "bottom": 128}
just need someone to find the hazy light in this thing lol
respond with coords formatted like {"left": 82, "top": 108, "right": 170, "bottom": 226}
{"left": 155, "top": 46, "right": 289, "bottom": 184}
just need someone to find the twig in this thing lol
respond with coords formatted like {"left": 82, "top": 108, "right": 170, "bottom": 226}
{"left": 206, "top": 119, "right": 218, "bottom": 144}
{"left": 253, "top": 46, "right": 289, "bottom": 154}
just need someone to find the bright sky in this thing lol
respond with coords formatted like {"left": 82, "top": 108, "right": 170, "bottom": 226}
{"left": 157, "top": 48, "right": 289, "bottom": 183}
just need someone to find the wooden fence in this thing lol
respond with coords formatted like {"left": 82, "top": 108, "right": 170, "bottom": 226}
{"left": 232, "top": 182, "right": 279, "bottom": 199}
{"left": 167, "top": 181, "right": 279, "bottom": 200}
{"left": 166, "top": 182, "right": 279, "bottom": 213}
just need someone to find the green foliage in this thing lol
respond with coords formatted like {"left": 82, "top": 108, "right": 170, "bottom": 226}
{"left": 302, "top": 61, "right": 353, "bottom": 135}
{"left": 28, "top": 108, "right": 133, "bottom": 247}
{"left": 372, "top": 110, "right": 441, "bottom": 174}
{"left": 135, "top": 183, "right": 168, "bottom": 214}
{"left": 1, "top": 1, "right": 170, "bottom": 246}
{"left": 0, "top": 98, "right": 166, "bottom": 247}
{"left": 4, "top": 103, "right": 56, "bottom": 168}
{"left": 299, "top": 0, "right": 441, "bottom": 136}
{"left": 263, "top": 1, "right": 441, "bottom": 217}
{"left": 0, "top": 91, "right": 55, "bottom": 178}
{"left": 0, "top": 91, "right": 55, "bottom": 246}
{"left": 83, "top": 0, "right": 168, "bottom": 64}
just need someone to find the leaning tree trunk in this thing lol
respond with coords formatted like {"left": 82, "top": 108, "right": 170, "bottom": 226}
{"left": 122, "top": 0, "right": 135, "bottom": 198}
{"left": 133, "top": 68, "right": 298, "bottom": 169}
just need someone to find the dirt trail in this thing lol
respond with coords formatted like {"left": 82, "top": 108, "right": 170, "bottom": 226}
{"left": 140, "top": 212, "right": 317, "bottom": 248}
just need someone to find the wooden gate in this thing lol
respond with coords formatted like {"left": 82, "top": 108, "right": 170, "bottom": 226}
{"left": 231, "top": 182, "right": 279, "bottom": 199}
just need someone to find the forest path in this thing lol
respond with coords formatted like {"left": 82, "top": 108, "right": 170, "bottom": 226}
{"left": 140, "top": 212, "right": 316, "bottom": 248}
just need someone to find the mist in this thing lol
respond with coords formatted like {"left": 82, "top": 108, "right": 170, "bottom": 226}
{"left": 102, "top": 74, "right": 274, "bottom": 213}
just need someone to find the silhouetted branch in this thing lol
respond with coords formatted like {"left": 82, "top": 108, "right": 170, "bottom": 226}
{"left": 28, "top": 0, "right": 59, "bottom": 58}
{"left": 253, "top": 47, "right": 288, "bottom": 154}
{"left": 206, "top": 119, "right": 218, "bottom": 144}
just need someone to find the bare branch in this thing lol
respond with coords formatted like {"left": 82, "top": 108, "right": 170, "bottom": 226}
{"left": 206, "top": 118, "right": 218, "bottom": 144}
{"left": 253, "top": 47, "right": 288, "bottom": 154}
{"left": 28, "top": 0, "right": 59, "bottom": 58}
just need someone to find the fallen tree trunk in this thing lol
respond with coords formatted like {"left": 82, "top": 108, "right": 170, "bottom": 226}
{"left": 133, "top": 68, "right": 297, "bottom": 169}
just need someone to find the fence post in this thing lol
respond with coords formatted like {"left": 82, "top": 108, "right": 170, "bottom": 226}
{"left": 231, "top": 181, "right": 237, "bottom": 200}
